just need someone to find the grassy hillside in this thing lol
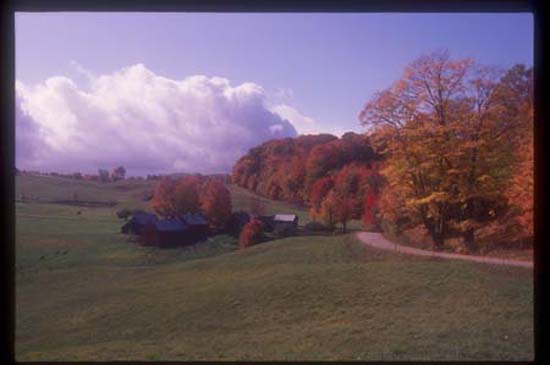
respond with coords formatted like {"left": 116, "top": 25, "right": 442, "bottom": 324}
{"left": 16, "top": 174, "right": 154, "bottom": 209}
{"left": 15, "top": 175, "right": 533, "bottom": 361}
{"left": 229, "top": 184, "right": 309, "bottom": 222}
{"left": 229, "top": 184, "right": 364, "bottom": 230}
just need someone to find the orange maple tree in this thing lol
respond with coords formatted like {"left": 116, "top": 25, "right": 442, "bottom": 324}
{"left": 499, "top": 65, "right": 534, "bottom": 237}
{"left": 239, "top": 218, "right": 264, "bottom": 249}
{"left": 151, "top": 175, "right": 201, "bottom": 218}
{"left": 200, "top": 179, "right": 232, "bottom": 227}
{"left": 151, "top": 177, "right": 177, "bottom": 218}
{"left": 308, "top": 176, "right": 334, "bottom": 220}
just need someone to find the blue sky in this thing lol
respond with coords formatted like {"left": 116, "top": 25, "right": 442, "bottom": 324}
{"left": 15, "top": 12, "right": 533, "bottom": 174}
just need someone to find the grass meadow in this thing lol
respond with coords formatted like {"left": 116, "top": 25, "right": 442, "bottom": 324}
{"left": 15, "top": 175, "right": 533, "bottom": 361}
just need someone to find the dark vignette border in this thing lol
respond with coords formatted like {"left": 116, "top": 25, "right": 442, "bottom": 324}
{"left": 1, "top": 1, "right": 546, "bottom": 365}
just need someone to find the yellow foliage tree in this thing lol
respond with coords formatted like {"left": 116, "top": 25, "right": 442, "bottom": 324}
{"left": 360, "top": 51, "right": 528, "bottom": 251}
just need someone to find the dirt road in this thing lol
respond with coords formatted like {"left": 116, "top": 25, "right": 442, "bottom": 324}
{"left": 356, "top": 232, "right": 533, "bottom": 268}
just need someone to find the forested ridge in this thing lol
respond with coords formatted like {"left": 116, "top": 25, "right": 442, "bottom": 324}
{"left": 232, "top": 132, "right": 384, "bottom": 232}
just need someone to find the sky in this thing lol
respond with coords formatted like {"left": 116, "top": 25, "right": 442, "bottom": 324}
{"left": 15, "top": 12, "right": 533, "bottom": 175}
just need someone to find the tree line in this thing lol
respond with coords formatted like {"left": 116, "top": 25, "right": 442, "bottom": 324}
{"left": 232, "top": 133, "right": 384, "bottom": 232}
{"left": 16, "top": 166, "right": 128, "bottom": 182}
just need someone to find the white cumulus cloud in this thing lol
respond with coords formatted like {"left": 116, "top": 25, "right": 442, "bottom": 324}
{"left": 270, "top": 104, "right": 320, "bottom": 135}
{"left": 15, "top": 64, "right": 301, "bottom": 175}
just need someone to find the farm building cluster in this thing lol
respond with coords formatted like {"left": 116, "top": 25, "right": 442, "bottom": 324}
{"left": 121, "top": 211, "right": 298, "bottom": 248}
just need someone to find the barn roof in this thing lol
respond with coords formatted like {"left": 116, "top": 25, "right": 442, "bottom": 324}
{"left": 132, "top": 212, "right": 158, "bottom": 225}
{"left": 273, "top": 214, "right": 298, "bottom": 222}
{"left": 153, "top": 218, "right": 188, "bottom": 232}
{"left": 181, "top": 212, "right": 209, "bottom": 226}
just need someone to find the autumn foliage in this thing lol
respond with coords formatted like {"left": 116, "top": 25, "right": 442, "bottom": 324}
{"left": 151, "top": 177, "right": 178, "bottom": 218}
{"left": 362, "top": 190, "right": 379, "bottom": 228}
{"left": 232, "top": 133, "right": 384, "bottom": 231}
{"left": 232, "top": 133, "right": 380, "bottom": 201}
{"left": 173, "top": 176, "right": 202, "bottom": 215}
{"left": 239, "top": 218, "right": 264, "bottom": 249}
{"left": 308, "top": 176, "right": 334, "bottom": 219}
{"left": 152, "top": 175, "right": 202, "bottom": 218}
{"left": 507, "top": 137, "right": 533, "bottom": 237}
{"left": 200, "top": 179, "right": 232, "bottom": 227}
{"left": 501, "top": 65, "right": 534, "bottom": 237}
{"left": 359, "top": 51, "right": 533, "bottom": 250}
{"left": 231, "top": 51, "right": 532, "bottom": 250}
{"left": 152, "top": 175, "right": 232, "bottom": 227}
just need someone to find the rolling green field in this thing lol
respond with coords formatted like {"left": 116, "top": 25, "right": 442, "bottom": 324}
{"left": 15, "top": 175, "right": 534, "bottom": 361}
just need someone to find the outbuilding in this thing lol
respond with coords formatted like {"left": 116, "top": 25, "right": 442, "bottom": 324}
{"left": 254, "top": 215, "right": 275, "bottom": 232}
{"left": 272, "top": 214, "right": 299, "bottom": 236}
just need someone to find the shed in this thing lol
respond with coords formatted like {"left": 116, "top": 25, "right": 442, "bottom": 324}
{"left": 273, "top": 214, "right": 299, "bottom": 226}
{"left": 254, "top": 215, "right": 275, "bottom": 232}
{"left": 272, "top": 214, "right": 299, "bottom": 236}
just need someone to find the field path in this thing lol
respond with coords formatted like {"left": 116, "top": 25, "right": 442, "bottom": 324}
{"left": 356, "top": 232, "right": 533, "bottom": 268}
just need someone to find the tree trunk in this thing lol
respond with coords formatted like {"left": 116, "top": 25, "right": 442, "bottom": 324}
{"left": 432, "top": 219, "right": 446, "bottom": 250}
{"left": 420, "top": 205, "right": 447, "bottom": 251}
{"left": 462, "top": 228, "right": 477, "bottom": 252}
{"left": 425, "top": 222, "right": 444, "bottom": 250}
{"left": 432, "top": 233, "right": 444, "bottom": 250}
{"left": 461, "top": 199, "right": 477, "bottom": 252}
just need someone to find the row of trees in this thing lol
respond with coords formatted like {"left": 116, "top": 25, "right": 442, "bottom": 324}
{"left": 151, "top": 175, "right": 232, "bottom": 228}
{"left": 233, "top": 134, "right": 336, "bottom": 202}
{"left": 15, "top": 168, "right": 127, "bottom": 182}
{"left": 97, "top": 166, "right": 126, "bottom": 182}
{"left": 359, "top": 51, "right": 533, "bottom": 250}
{"left": 308, "top": 163, "right": 384, "bottom": 232}
{"left": 232, "top": 132, "right": 384, "bottom": 232}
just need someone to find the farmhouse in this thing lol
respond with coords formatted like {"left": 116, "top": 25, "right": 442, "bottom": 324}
{"left": 121, "top": 212, "right": 158, "bottom": 235}
{"left": 141, "top": 212, "right": 209, "bottom": 247}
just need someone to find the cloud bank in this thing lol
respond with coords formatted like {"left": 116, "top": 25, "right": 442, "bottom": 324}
{"left": 269, "top": 104, "right": 318, "bottom": 135}
{"left": 15, "top": 64, "right": 318, "bottom": 175}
